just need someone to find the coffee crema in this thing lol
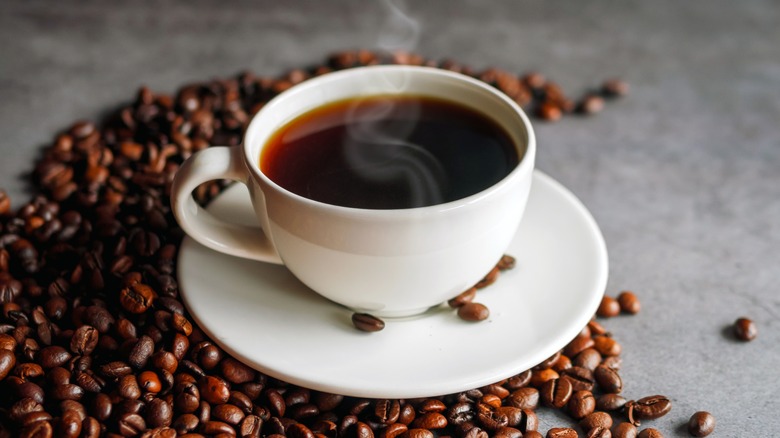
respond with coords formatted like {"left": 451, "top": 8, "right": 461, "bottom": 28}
{"left": 260, "top": 94, "right": 519, "bottom": 209}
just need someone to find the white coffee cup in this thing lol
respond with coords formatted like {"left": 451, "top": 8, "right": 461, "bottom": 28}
{"left": 171, "top": 65, "right": 536, "bottom": 317}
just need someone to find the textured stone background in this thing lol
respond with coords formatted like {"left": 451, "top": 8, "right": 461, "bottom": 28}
{"left": 2, "top": 0, "right": 779, "bottom": 435}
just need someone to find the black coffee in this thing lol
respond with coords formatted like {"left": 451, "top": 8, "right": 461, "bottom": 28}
{"left": 260, "top": 95, "right": 519, "bottom": 209}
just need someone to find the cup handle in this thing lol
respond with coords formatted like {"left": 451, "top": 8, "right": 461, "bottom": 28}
{"left": 171, "top": 145, "right": 283, "bottom": 264}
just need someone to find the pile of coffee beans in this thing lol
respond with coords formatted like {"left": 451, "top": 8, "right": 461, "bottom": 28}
{"left": 0, "top": 49, "right": 718, "bottom": 437}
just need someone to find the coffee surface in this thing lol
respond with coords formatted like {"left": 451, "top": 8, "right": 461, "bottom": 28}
{"left": 260, "top": 95, "right": 519, "bottom": 209}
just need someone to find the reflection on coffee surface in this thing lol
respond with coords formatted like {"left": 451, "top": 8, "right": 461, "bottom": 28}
{"left": 260, "top": 95, "right": 520, "bottom": 209}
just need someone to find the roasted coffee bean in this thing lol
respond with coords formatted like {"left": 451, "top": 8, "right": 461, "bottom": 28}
{"left": 687, "top": 411, "right": 715, "bottom": 437}
{"left": 351, "top": 313, "right": 385, "bottom": 332}
{"left": 561, "top": 366, "right": 595, "bottom": 391}
{"left": 617, "top": 291, "right": 640, "bottom": 314}
{"left": 475, "top": 267, "right": 500, "bottom": 289}
{"left": 580, "top": 411, "right": 612, "bottom": 431}
{"left": 221, "top": 357, "right": 256, "bottom": 384}
{"left": 74, "top": 370, "right": 103, "bottom": 393}
{"left": 593, "top": 336, "right": 622, "bottom": 357}
{"left": 239, "top": 414, "right": 262, "bottom": 438}
{"left": 91, "top": 393, "right": 113, "bottom": 421}
{"left": 0, "top": 348, "right": 15, "bottom": 379}
{"left": 613, "top": 422, "right": 638, "bottom": 438}
{"left": 537, "top": 101, "right": 562, "bottom": 121}
{"left": 139, "top": 370, "right": 162, "bottom": 393}
{"left": 496, "top": 254, "right": 516, "bottom": 270}
{"left": 378, "top": 422, "right": 406, "bottom": 438}
{"left": 563, "top": 334, "right": 595, "bottom": 358}
{"left": 100, "top": 360, "right": 132, "bottom": 378}
{"left": 446, "top": 401, "right": 475, "bottom": 426}
{"left": 602, "top": 79, "right": 630, "bottom": 97}
{"left": 200, "top": 375, "right": 230, "bottom": 405}
{"left": 406, "top": 429, "right": 435, "bottom": 438}
{"left": 597, "top": 296, "right": 620, "bottom": 318}
{"left": 0, "top": 333, "right": 16, "bottom": 350}
{"left": 38, "top": 345, "right": 71, "bottom": 368}
{"left": 265, "top": 389, "right": 286, "bottom": 417}
{"left": 540, "top": 378, "right": 572, "bottom": 409}
{"left": 58, "top": 409, "right": 83, "bottom": 438}
{"left": 411, "top": 412, "right": 448, "bottom": 429}
{"left": 636, "top": 429, "right": 663, "bottom": 438}
{"left": 536, "top": 351, "right": 561, "bottom": 370}
{"left": 494, "top": 426, "right": 523, "bottom": 438}
{"left": 627, "top": 396, "right": 671, "bottom": 423}
{"left": 596, "top": 394, "right": 627, "bottom": 412}
{"left": 20, "top": 420, "right": 53, "bottom": 438}
{"left": 568, "top": 390, "right": 596, "bottom": 420}
{"left": 118, "top": 374, "right": 142, "bottom": 399}
{"left": 530, "top": 368, "right": 559, "bottom": 388}
{"left": 519, "top": 409, "right": 538, "bottom": 433}
{"left": 573, "top": 348, "right": 602, "bottom": 371}
{"left": 213, "top": 403, "right": 246, "bottom": 425}
{"left": 507, "top": 387, "right": 539, "bottom": 410}
{"left": 601, "top": 355, "right": 623, "bottom": 371}
{"left": 146, "top": 398, "right": 174, "bottom": 428}
{"left": 547, "top": 427, "right": 578, "bottom": 438}
{"left": 733, "top": 317, "right": 757, "bottom": 341}
{"left": 50, "top": 383, "right": 84, "bottom": 401}
{"left": 457, "top": 302, "right": 490, "bottom": 321}
{"left": 594, "top": 365, "right": 622, "bottom": 393}
{"left": 578, "top": 94, "right": 605, "bottom": 115}
{"left": 0, "top": 189, "right": 10, "bottom": 215}
{"left": 524, "top": 432, "right": 544, "bottom": 438}
{"left": 117, "top": 413, "right": 146, "bottom": 437}
{"left": 70, "top": 325, "right": 99, "bottom": 355}
{"left": 10, "top": 398, "right": 44, "bottom": 422}
{"left": 586, "top": 426, "right": 611, "bottom": 438}
{"left": 479, "top": 394, "right": 501, "bottom": 409}
{"left": 120, "top": 283, "right": 155, "bottom": 314}
{"left": 419, "top": 398, "right": 448, "bottom": 413}
{"left": 448, "top": 288, "right": 476, "bottom": 308}
{"left": 374, "top": 399, "right": 401, "bottom": 424}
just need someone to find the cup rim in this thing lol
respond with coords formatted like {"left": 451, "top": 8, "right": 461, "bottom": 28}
{"left": 243, "top": 65, "right": 536, "bottom": 216}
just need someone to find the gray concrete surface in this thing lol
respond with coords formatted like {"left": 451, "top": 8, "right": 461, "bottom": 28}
{"left": 2, "top": 0, "right": 779, "bottom": 435}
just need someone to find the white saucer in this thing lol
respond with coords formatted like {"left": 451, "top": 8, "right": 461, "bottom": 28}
{"left": 178, "top": 170, "right": 608, "bottom": 398}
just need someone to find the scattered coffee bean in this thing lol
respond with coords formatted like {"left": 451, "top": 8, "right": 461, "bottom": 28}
{"left": 596, "top": 295, "right": 620, "bottom": 318}
{"left": 594, "top": 365, "right": 622, "bottom": 394}
{"left": 567, "top": 390, "right": 595, "bottom": 419}
{"left": 497, "top": 254, "right": 516, "bottom": 270}
{"left": 637, "top": 428, "right": 664, "bottom": 438}
{"left": 614, "top": 422, "right": 638, "bottom": 438}
{"left": 627, "top": 395, "right": 672, "bottom": 424}
{"left": 602, "top": 79, "right": 630, "bottom": 97}
{"left": 580, "top": 411, "right": 613, "bottom": 431}
{"left": 351, "top": 313, "right": 385, "bottom": 332}
{"left": 448, "top": 288, "right": 477, "bottom": 308}
{"left": 617, "top": 291, "right": 641, "bottom": 314}
{"left": 458, "top": 302, "right": 490, "bottom": 321}
{"left": 596, "top": 393, "right": 627, "bottom": 412}
{"left": 687, "top": 411, "right": 715, "bottom": 437}
{"left": 540, "top": 378, "right": 572, "bottom": 409}
{"left": 577, "top": 94, "right": 605, "bottom": 115}
{"left": 733, "top": 317, "right": 757, "bottom": 341}
{"left": 547, "top": 427, "right": 578, "bottom": 438}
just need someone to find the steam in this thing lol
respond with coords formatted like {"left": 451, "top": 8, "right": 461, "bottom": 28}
{"left": 376, "top": 0, "right": 420, "bottom": 53}
{"left": 341, "top": 0, "right": 449, "bottom": 208}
